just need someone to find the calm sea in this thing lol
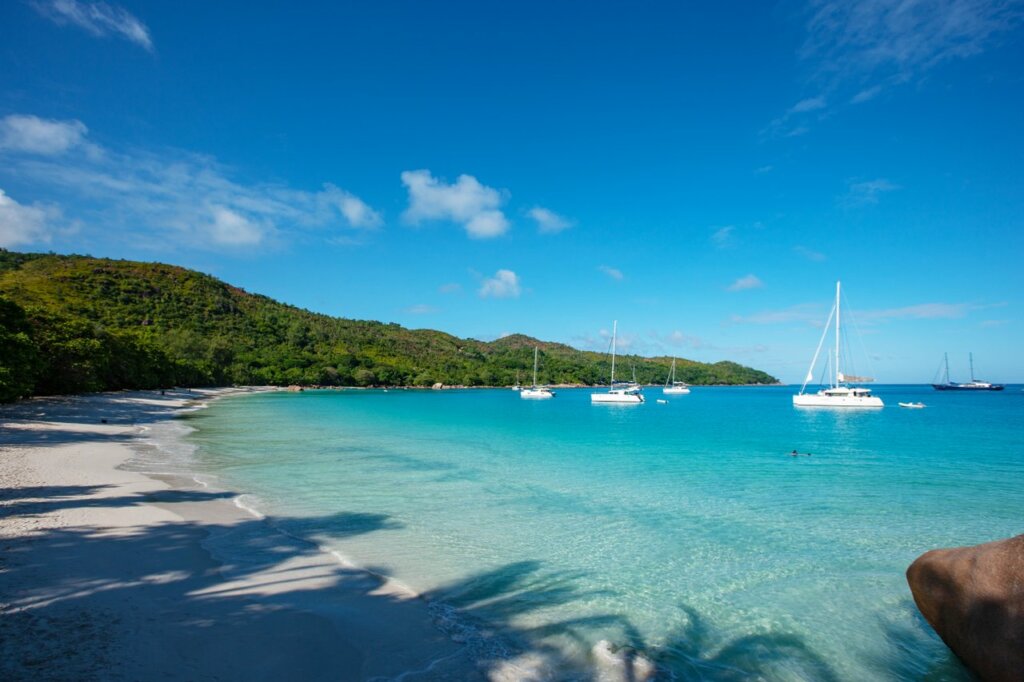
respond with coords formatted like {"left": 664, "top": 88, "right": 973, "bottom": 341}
{"left": 175, "top": 386, "right": 1023, "bottom": 679}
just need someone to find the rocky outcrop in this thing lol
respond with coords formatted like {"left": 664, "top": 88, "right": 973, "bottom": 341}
{"left": 906, "top": 534, "right": 1024, "bottom": 682}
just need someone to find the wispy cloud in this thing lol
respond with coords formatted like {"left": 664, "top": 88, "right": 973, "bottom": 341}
{"left": 710, "top": 225, "right": 736, "bottom": 248}
{"left": 858, "top": 301, "right": 999, "bottom": 321}
{"left": 730, "top": 303, "right": 823, "bottom": 325}
{"left": 478, "top": 269, "right": 521, "bottom": 298}
{"left": 0, "top": 188, "right": 63, "bottom": 248}
{"left": 438, "top": 282, "right": 462, "bottom": 294}
{"left": 401, "top": 169, "right": 509, "bottom": 239}
{"left": 0, "top": 113, "right": 382, "bottom": 251}
{"left": 843, "top": 178, "right": 900, "bottom": 206}
{"left": 803, "top": 0, "right": 1023, "bottom": 84}
{"left": 754, "top": 165, "right": 775, "bottom": 174}
{"left": 528, "top": 206, "right": 573, "bottom": 234}
{"left": 770, "top": 1, "right": 1024, "bottom": 133}
{"left": 0, "top": 114, "right": 88, "bottom": 155}
{"left": 33, "top": 0, "right": 154, "bottom": 51}
{"left": 598, "top": 265, "right": 624, "bottom": 281}
{"left": 404, "top": 304, "right": 439, "bottom": 315}
{"left": 794, "top": 245, "right": 827, "bottom": 261}
{"left": 790, "top": 96, "right": 827, "bottom": 113}
{"left": 980, "top": 318, "right": 1010, "bottom": 327}
{"left": 727, "top": 274, "right": 764, "bottom": 291}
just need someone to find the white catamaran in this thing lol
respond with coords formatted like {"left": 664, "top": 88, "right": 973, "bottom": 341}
{"left": 592, "top": 321, "right": 644, "bottom": 404}
{"left": 793, "top": 281, "right": 883, "bottom": 408}
{"left": 663, "top": 358, "right": 691, "bottom": 395}
{"left": 520, "top": 347, "right": 555, "bottom": 399}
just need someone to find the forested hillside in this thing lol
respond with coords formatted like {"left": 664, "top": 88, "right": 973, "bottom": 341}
{"left": 0, "top": 250, "right": 778, "bottom": 401}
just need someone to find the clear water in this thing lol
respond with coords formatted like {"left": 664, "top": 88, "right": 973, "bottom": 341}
{"left": 178, "top": 386, "right": 1024, "bottom": 679}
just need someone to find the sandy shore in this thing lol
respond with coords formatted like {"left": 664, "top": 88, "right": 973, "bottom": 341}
{"left": 0, "top": 388, "right": 498, "bottom": 681}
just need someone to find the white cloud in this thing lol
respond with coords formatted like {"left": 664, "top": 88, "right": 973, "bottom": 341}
{"left": 598, "top": 265, "right": 624, "bottom": 281}
{"left": 528, "top": 206, "right": 573, "bottom": 234}
{"left": 794, "top": 245, "right": 827, "bottom": 261}
{"left": 0, "top": 114, "right": 87, "bottom": 155}
{"left": 478, "top": 269, "right": 521, "bottom": 298}
{"left": 0, "top": 188, "right": 59, "bottom": 248}
{"left": 710, "top": 225, "right": 736, "bottom": 248}
{"left": 438, "top": 282, "right": 462, "bottom": 294}
{"left": 754, "top": 165, "right": 774, "bottom": 174}
{"left": 844, "top": 178, "right": 900, "bottom": 206}
{"left": 209, "top": 207, "right": 264, "bottom": 246}
{"left": 320, "top": 184, "right": 382, "bottom": 229}
{"left": 0, "top": 114, "right": 382, "bottom": 252}
{"left": 405, "top": 304, "right": 439, "bottom": 314}
{"left": 34, "top": 0, "right": 154, "bottom": 51}
{"left": 401, "top": 169, "right": 509, "bottom": 238}
{"left": 727, "top": 274, "right": 764, "bottom": 291}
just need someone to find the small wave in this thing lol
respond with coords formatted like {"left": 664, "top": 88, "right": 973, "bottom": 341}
{"left": 232, "top": 494, "right": 266, "bottom": 520}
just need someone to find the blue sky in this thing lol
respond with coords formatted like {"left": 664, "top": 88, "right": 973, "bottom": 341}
{"left": 1, "top": 1, "right": 1022, "bottom": 382}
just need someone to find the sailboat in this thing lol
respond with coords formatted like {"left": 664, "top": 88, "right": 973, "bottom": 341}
{"left": 931, "top": 353, "right": 1004, "bottom": 391}
{"left": 663, "top": 358, "right": 691, "bottom": 395}
{"left": 591, "top": 321, "right": 644, "bottom": 404}
{"left": 793, "top": 281, "right": 883, "bottom": 408}
{"left": 520, "top": 347, "right": 555, "bottom": 399}
{"left": 511, "top": 370, "right": 522, "bottom": 391}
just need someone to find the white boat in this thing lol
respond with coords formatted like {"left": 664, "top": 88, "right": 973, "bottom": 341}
{"left": 656, "top": 399, "right": 668, "bottom": 404}
{"left": 899, "top": 402, "right": 926, "bottom": 409}
{"left": 592, "top": 321, "right": 644, "bottom": 404}
{"left": 520, "top": 347, "right": 555, "bottom": 399}
{"left": 511, "top": 370, "right": 522, "bottom": 391}
{"left": 793, "top": 281, "right": 884, "bottom": 408}
{"left": 663, "top": 358, "right": 691, "bottom": 395}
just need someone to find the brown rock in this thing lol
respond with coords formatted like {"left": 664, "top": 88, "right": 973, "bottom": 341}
{"left": 906, "top": 534, "right": 1024, "bottom": 682}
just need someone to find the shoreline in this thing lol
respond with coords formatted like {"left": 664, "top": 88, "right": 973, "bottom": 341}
{"left": 0, "top": 388, "right": 502, "bottom": 680}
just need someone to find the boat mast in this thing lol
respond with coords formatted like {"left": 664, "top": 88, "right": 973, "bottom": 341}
{"left": 610, "top": 320, "right": 617, "bottom": 386}
{"left": 835, "top": 281, "right": 841, "bottom": 387}
{"left": 944, "top": 353, "right": 950, "bottom": 383}
{"left": 969, "top": 352, "right": 975, "bottom": 381}
{"left": 532, "top": 346, "right": 539, "bottom": 387}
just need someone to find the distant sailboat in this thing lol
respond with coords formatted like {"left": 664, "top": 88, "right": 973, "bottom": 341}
{"left": 592, "top": 321, "right": 644, "bottom": 404}
{"left": 663, "top": 358, "right": 691, "bottom": 395}
{"left": 511, "top": 370, "right": 522, "bottom": 391}
{"left": 793, "top": 281, "right": 883, "bottom": 408}
{"left": 520, "top": 347, "right": 555, "bottom": 399}
{"left": 931, "top": 353, "right": 1004, "bottom": 391}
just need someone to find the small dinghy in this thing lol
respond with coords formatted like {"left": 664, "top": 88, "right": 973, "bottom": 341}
{"left": 656, "top": 399, "right": 668, "bottom": 404}
{"left": 898, "top": 402, "right": 926, "bottom": 409}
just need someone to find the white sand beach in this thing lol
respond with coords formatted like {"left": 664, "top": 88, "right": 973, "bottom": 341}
{"left": 0, "top": 389, "right": 493, "bottom": 681}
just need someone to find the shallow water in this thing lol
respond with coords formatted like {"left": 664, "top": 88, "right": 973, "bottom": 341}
{"left": 174, "top": 385, "right": 1022, "bottom": 679}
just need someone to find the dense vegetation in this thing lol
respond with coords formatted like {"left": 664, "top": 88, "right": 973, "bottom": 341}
{"left": 0, "top": 250, "right": 777, "bottom": 401}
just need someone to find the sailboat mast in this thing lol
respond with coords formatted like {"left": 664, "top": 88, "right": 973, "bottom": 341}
{"left": 970, "top": 352, "right": 975, "bottom": 381}
{"left": 944, "top": 352, "right": 950, "bottom": 383}
{"left": 610, "top": 320, "right": 617, "bottom": 385}
{"left": 835, "top": 281, "right": 841, "bottom": 387}
{"left": 533, "top": 346, "right": 539, "bottom": 387}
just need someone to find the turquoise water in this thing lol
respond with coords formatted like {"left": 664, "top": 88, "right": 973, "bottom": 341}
{"left": 181, "top": 386, "right": 1023, "bottom": 679}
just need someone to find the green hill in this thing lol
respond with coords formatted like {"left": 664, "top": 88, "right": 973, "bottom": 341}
{"left": 0, "top": 250, "right": 778, "bottom": 401}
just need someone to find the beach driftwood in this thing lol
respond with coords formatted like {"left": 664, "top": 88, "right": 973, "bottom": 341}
{"left": 906, "top": 534, "right": 1024, "bottom": 682}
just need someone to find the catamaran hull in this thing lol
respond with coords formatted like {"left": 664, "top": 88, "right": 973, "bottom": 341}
{"left": 931, "top": 383, "right": 1004, "bottom": 391}
{"left": 793, "top": 394, "right": 883, "bottom": 408}
{"left": 520, "top": 389, "right": 554, "bottom": 399}
{"left": 591, "top": 393, "right": 644, "bottom": 404}
{"left": 663, "top": 387, "right": 690, "bottom": 395}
